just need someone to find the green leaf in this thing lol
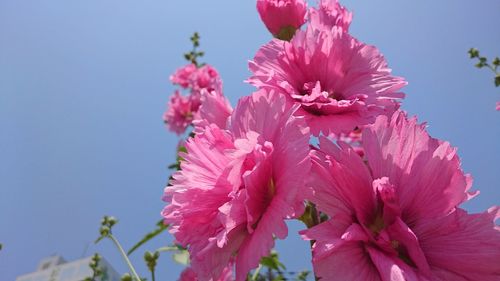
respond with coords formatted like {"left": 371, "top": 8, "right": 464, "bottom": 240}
{"left": 157, "top": 245, "right": 182, "bottom": 252}
{"left": 295, "top": 271, "right": 310, "bottom": 281}
{"left": 127, "top": 220, "right": 168, "bottom": 255}
{"left": 172, "top": 249, "right": 190, "bottom": 265}
{"left": 495, "top": 75, "right": 500, "bottom": 87}
{"left": 260, "top": 251, "right": 285, "bottom": 271}
{"left": 493, "top": 57, "right": 500, "bottom": 67}
{"left": 468, "top": 48, "right": 479, "bottom": 58}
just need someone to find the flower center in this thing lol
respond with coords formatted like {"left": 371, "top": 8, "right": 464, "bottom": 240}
{"left": 367, "top": 213, "right": 385, "bottom": 236}
{"left": 364, "top": 177, "right": 430, "bottom": 272}
{"left": 300, "top": 81, "right": 343, "bottom": 101}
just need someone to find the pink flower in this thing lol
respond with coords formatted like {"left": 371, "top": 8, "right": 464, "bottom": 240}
{"left": 170, "top": 63, "right": 222, "bottom": 94}
{"left": 192, "top": 64, "right": 223, "bottom": 94}
{"left": 496, "top": 101, "right": 499, "bottom": 111}
{"left": 193, "top": 90, "right": 233, "bottom": 132}
{"left": 170, "top": 64, "right": 198, "bottom": 89}
{"left": 308, "top": 0, "right": 352, "bottom": 32}
{"left": 163, "top": 91, "right": 200, "bottom": 135}
{"left": 248, "top": 26, "right": 406, "bottom": 136}
{"left": 179, "top": 265, "right": 233, "bottom": 281}
{"left": 256, "top": 0, "right": 307, "bottom": 40}
{"left": 302, "top": 111, "right": 500, "bottom": 280}
{"left": 162, "top": 90, "right": 311, "bottom": 281}
{"left": 179, "top": 267, "right": 198, "bottom": 281}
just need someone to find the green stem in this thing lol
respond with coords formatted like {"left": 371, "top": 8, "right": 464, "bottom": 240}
{"left": 151, "top": 270, "right": 156, "bottom": 281}
{"left": 309, "top": 204, "right": 319, "bottom": 227}
{"left": 251, "top": 264, "right": 262, "bottom": 281}
{"left": 108, "top": 234, "right": 141, "bottom": 281}
{"left": 157, "top": 246, "right": 179, "bottom": 252}
{"left": 486, "top": 64, "right": 498, "bottom": 75}
{"left": 303, "top": 202, "right": 320, "bottom": 281}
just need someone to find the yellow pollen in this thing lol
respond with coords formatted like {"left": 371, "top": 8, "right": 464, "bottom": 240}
{"left": 268, "top": 178, "right": 276, "bottom": 199}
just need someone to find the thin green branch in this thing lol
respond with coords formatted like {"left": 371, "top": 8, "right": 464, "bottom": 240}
{"left": 127, "top": 220, "right": 168, "bottom": 256}
{"left": 251, "top": 264, "right": 263, "bottom": 281}
{"left": 108, "top": 234, "right": 142, "bottom": 281}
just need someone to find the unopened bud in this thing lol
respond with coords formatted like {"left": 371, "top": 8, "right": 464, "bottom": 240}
{"left": 107, "top": 216, "right": 118, "bottom": 227}
{"left": 468, "top": 48, "right": 480, "bottom": 59}
{"left": 493, "top": 57, "right": 500, "bottom": 67}
{"left": 257, "top": 0, "right": 307, "bottom": 41}
{"left": 100, "top": 226, "right": 110, "bottom": 237}
{"left": 121, "top": 273, "right": 133, "bottom": 281}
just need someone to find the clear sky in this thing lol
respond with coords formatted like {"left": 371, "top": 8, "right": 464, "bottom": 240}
{"left": 1, "top": 1, "right": 499, "bottom": 280}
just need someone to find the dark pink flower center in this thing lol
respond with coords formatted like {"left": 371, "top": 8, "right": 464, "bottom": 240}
{"left": 364, "top": 177, "right": 430, "bottom": 273}
{"left": 299, "top": 81, "right": 343, "bottom": 101}
{"left": 236, "top": 135, "right": 277, "bottom": 232}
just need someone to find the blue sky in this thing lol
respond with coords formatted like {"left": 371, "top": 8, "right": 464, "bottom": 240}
{"left": 1, "top": 0, "right": 499, "bottom": 280}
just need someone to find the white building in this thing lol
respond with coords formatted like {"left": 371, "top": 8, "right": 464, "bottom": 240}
{"left": 15, "top": 255, "right": 121, "bottom": 281}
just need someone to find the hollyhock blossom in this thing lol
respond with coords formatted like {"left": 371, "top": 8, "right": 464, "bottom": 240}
{"left": 171, "top": 63, "right": 198, "bottom": 89}
{"left": 193, "top": 89, "right": 233, "bottom": 132}
{"left": 257, "top": 0, "right": 307, "bottom": 41}
{"left": 191, "top": 64, "right": 223, "bottom": 94}
{"left": 302, "top": 111, "right": 500, "bottom": 280}
{"left": 170, "top": 64, "right": 222, "bottom": 95}
{"left": 162, "top": 90, "right": 310, "bottom": 281}
{"left": 179, "top": 265, "right": 233, "bottom": 281}
{"left": 308, "top": 0, "right": 352, "bottom": 32}
{"left": 249, "top": 26, "right": 406, "bottom": 136}
{"left": 496, "top": 101, "right": 499, "bottom": 110}
{"left": 163, "top": 91, "right": 201, "bottom": 135}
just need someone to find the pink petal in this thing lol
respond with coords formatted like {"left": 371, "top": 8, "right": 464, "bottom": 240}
{"left": 363, "top": 111, "right": 475, "bottom": 222}
{"left": 314, "top": 242, "right": 381, "bottom": 281}
{"left": 415, "top": 207, "right": 500, "bottom": 280}
{"left": 366, "top": 246, "right": 429, "bottom": 281}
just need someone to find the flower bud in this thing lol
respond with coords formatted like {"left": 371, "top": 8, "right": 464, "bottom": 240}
{"left": 121, "top": 273, "right": 133, "bottom": 281}
{"left": 92, "top": 253, "right": 101, "bottom": 262}
{"left": 257, "top": 0, "right": 307, "bottom": 41}
{"left": 107, "top": 216, "right": 118, "bottom": 227}
{"left": 99, "top": 226, "right": 110, "bottom": 237}
{"left": 101, "top": 216, "right": 109, "bottom": 226}
{"left": 468, "top": 48, "right": 480, "bottom": 59}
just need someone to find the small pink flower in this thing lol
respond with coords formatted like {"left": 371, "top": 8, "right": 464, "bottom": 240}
{"left": 162, "top": 90, "right": 311, "bottom": 281}
{"left": 163, "top": 91, "right": 200, "bottom": 135}
{"left": 496, "top": 101, "right": 499, "bottom": 110}
{"left": 308, "top": 0, "right": 352, "bottom": 32}
{"left": 170, "top": 64, "right": 222, "bottom": 94}
{"left": 249, "top": 26, "right": 406, "bottom": 136}
{"left": 170, "top": 64, "right": 198, "bottom": 89}
{"left": 302, "top": 111, "right": 500, "bottom": 280}
{"left": 257, "top": 0, "right": 307, "bottom": 40}
{"left": 192, "top": 64, "right": 223, "bottom": 94}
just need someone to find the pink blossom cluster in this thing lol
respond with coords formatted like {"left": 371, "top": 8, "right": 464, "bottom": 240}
{"left": 163, "top": 63, "right": 230, "bottom": 135}
{"left": 163, "top": 0, "right": 500, "bottom": 280}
